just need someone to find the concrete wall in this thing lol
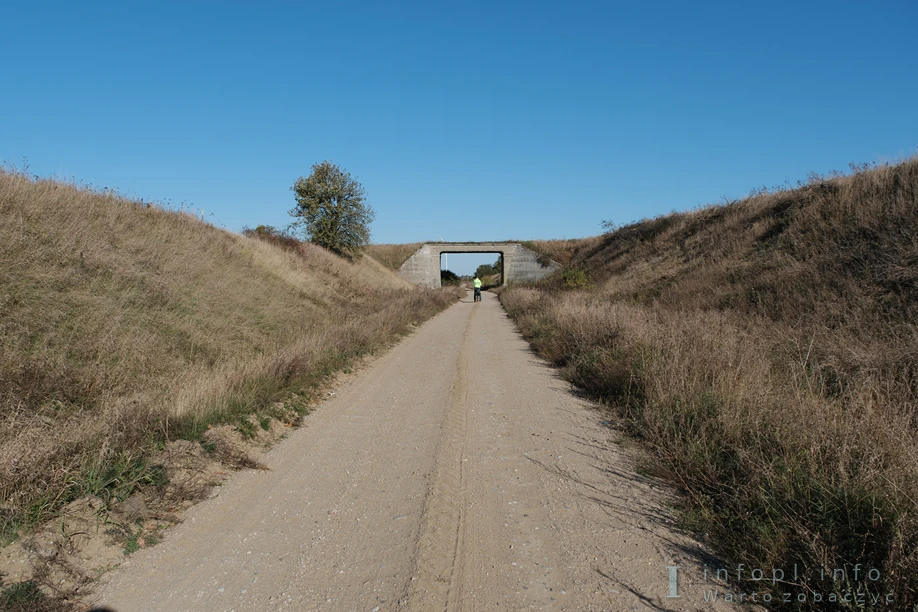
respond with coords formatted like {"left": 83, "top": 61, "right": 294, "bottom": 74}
{"left": 397, "top": 243, "right": 561, "bottom": 288}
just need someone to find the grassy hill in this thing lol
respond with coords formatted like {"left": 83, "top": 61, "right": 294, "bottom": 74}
{"left": 0, "top": 170, "right": 458, "bottom": 543}
{"left": 365, "top": 243, "right": 423, "bottom": 271}
{"left": 500, "top": 158, "right": 918, "bottom": 607}
{"left": 519, "top": 237, "right": 605, "bottom": 266}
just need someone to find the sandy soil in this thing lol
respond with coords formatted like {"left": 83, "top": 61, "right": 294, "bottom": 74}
{"left": 93, "top": 292, "right": 744, "bottom": 611}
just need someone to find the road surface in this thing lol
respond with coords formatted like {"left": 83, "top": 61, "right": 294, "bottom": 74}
{"left": 95, "top": 291, "right": 738, "bottom": 611}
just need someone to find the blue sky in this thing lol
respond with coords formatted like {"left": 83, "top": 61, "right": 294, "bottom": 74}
{"left": 3, "top": 1, "right": 917, "bottom": 270}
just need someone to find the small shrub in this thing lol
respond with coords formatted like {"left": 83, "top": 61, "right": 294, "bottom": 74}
{"left": 235, "top": 418, "right": 257, "bottom": 440}
{"left": 123, "top": 535, "right": 140, "bottom": 555}
{"left": 241, "top": 225, "right": 301, "bottom": 252}
{"left": 559, "top": 268, "right": 591, "bottom": 290}
{"left": 0, "top": 580, "right": 45, "bottom": 606}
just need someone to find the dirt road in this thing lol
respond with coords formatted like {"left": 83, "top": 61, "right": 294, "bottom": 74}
{"left": 95, "top": 292, "right": 739, "bottom": 611}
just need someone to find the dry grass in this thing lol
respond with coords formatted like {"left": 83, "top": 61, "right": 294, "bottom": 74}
{"left": 520, "top": 236, "right": 605, "bottom": 266}
{"left": 364, "top": 243, "right": 423, "bottom": 271}
{"left": 0, "top": 169, "right": 459, "bottom": 542}
{"left": 501, "top": 157, "right": 918, "bottom": 608}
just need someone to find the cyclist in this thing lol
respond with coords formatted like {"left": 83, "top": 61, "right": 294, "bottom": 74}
{"left": 473, "top": 275, "right": 482, "bottom": 302}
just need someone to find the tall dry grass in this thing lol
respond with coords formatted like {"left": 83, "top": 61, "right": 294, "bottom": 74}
{"left": 501, "top": 158, "right": 918, "bottom": 608}
{"left": 0, "top": 169, "right": 458, "bottom": 540}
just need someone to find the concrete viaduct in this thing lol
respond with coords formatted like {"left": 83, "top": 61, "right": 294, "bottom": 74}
{"left": 397, "top": 243, "right": 561, "bottom": 288}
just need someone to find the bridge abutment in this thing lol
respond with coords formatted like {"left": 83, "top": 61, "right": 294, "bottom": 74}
{"left": 397, "top": 243, "right": 560, "bottom": 288}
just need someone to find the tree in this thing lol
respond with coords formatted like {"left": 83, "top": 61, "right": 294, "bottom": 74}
{"left": 475, "top": 263, "right": 495, "bottom": 279}
{"left": 289, "top": 161, "right": 375, "bottom": 257}
{"left": 475, "top": 255, "right": 502, "bottom": 280}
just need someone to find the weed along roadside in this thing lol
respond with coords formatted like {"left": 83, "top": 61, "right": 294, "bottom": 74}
{"left": 0, "top": 168, "right": 462, "bottom": 609}
{"left": 500, "top": 157, "right": 918, "bottom": 608}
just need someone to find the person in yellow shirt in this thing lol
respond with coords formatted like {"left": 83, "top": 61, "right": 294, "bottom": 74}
{"left": 473, "top": 276, "right": 482, "bottom": 302}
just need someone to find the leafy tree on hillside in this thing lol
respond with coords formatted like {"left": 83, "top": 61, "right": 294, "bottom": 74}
{"left": 289, "top": 161, "right": 375, "bottom": 257}
{"left": 475, "top": 255, "right": 502, "bottom": 280}
{"left": 475, "top": 263, "right": 495, "bottom": 278}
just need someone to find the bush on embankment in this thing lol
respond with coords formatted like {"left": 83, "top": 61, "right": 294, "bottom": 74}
{"left": 501, "top": 158, "right": 918, "bottom": 608}
{"left": 0, "top": 169, "right": 459, "bottom": 541}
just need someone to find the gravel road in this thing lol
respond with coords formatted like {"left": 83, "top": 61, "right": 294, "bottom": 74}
{"left": 94, "top": 291, "right": 741, "bottom": 611}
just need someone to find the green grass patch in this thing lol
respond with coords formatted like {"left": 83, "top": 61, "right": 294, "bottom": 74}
{"left": 123, "top": 534, "right": 140, "bottom": 555}
{"left": 559, "top": 267, "right": 592, "bottom": 290}
{"left": 0, "top": 580, "right": 45, "bottom": 607}
{"left": 76, "top": 452, "right": 168, "bottom": 504}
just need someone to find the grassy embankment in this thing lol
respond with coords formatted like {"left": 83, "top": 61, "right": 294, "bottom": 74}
{"left": 365, "top": 243, "right": 423, "bottom": 271}
{"left": 0, "top": 170, "right": 459, "bottom": 545}
{"left": 501, "top": 159, "right": 918, "bottom": 608}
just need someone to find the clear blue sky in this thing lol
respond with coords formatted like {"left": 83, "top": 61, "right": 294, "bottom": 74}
{"left": 3, "top": 0, "right": 917, "bottom": 257}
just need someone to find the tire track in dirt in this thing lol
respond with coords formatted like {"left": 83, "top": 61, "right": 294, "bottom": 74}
{"left": 399, "top": 305, "right": 476, "bottom": 611}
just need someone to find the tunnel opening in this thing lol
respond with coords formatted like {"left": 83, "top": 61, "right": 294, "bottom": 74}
{"left": 439, "top": 252, "right": 504, "bottom": 288}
